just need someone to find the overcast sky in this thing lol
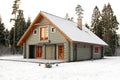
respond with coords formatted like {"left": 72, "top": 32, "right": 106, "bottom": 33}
{"left": 0, "top": 0, "right": 120, "bottom": 33}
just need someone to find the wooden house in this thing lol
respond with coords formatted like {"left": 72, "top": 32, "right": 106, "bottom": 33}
{"left": 17, "top": 11, "right": 108, "bottom": 61}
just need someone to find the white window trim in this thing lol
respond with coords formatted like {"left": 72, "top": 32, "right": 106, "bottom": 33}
{"left": 33, "top": 29, "right": 37, "bottom": 35}
{"left": 51, "top": 27, "right": 56, "bottom": 33}
{"left": 94, "top": 46, "right": 100, "bottom": 54}
{"left": 39, "top": 25, "right": 49, "bottom": 41}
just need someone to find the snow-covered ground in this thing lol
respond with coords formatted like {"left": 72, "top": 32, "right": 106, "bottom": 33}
{"left": 0, "top": 56, "right": 120, "bottom": 80}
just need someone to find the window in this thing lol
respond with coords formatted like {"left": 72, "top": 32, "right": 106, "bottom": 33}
{"left": 40, "top": 27, "right": 48, "bottom": 40}
{"left": 94, "top": 47, "right": 99, "bottom": 53}
{"left": 33, "top": 29, "right": 37, "bottom": 34}
{"left": 51, "top": 27, "right": 56, "bottom": 33}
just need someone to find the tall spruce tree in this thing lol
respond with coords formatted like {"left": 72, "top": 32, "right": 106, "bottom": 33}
{"left": 91, "top": 3, "right": 119, "bottom": 55}
{"left": 9, "top": 27, "right": 14, "bottom": 47}
{"left": 14, "top": 10, "right": 26, "bottom": 53}
{"left": 9, "top": 27, "right": 14, "bottom": 53}
{"left": 4, "top": 29, "right": 9, "bottom": 47}
{"left": 91, "top": 6, "right": 103, "bottom": 39}
{"left": 0, "top": 16, "right": 5, "bottom": 46}
{"left": 65, "top": 13, "right": 74, "bottom": 21}
{"left": 10, "top": 2, "right": 30, "bottom": 54}
{"left": 26, "top": 17, "right": 31, "bottom": 29}
{"left": 10, "top": 0, "right": 21, "bottom": 54}
{"left": 75, "top": 4, "right": 84, "bottom": 18}
{"left": 16, "top": 10, "right": 26, "bottom": 42}
{"left": 101, "top": 3, "right": 119, "bottom": 55}
{"left": 75, "top": 4, "right": 84, "bottom": 30}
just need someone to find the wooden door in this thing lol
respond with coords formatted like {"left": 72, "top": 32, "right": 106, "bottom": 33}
{"left": 46, "top": 45, "right": 55, "bottom": 60}
{"left": 36, "top": 46, "right": 42, "bottom": 58}
{"left": 58, "top": 45, "right": 64, "bottom": 60}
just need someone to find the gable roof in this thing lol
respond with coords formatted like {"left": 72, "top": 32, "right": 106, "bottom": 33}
{"left": 17, "top": 11, "right": 108, "bottom": 46}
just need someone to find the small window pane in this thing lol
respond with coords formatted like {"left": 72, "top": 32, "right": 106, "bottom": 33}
{"left": 95, "top": 47, "right": 99, "bottom": 53}
{"left": 33, "top": 29, "right": 37, "bottom": 34}
{"left": 51, "top": 27, "right": 56, "bottom": 33}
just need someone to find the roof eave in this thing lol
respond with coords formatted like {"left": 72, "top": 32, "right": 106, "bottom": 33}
{"left": 17, "top": 11, "right": 43, "bottom": 46}
{"left": 73, "top": 41, "right": 108, "bottom": 47}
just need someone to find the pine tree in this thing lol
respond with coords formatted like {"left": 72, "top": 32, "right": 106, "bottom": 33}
{"left": 4, "top": 29, "right": 9, "bottom": 47}
{"left": 65, "top": 13, "right": 74, "bottom": 21}
{"left": 16, "top": 10, "right": 26, "bottom": 42}
{"left": 101, "top": 3, "right": 119, "bottom": 55}
{"left": 9, "top": 27, "right": 14, "bottom": 46}
{"left": 91, "top": 3, "right": 119, "bottom": 55}
{"left": 0, "top": 16, "right": 5, "bottom": 45}
{"left": 26, "top": 17, "right": 31, "bottom": 29}
{"left": 10, "top": 0, "right": 20, "bottom": 54}
{"left": 102, "top": 4, "right": 110, "bottom": 44}
{"left": 9, "top": 27, "right": 14, "bottom": 53}
{"left": 75, "top": 4, "right": 84, "bottom": 18}
{"left": 10, "top": 0, "right": 31, "bottom": 54}
{"left": 91, "top": 6, "right": 103, "bottom": 39}
{"left": 75, "top": 4, "right": 84, "bottom": 30}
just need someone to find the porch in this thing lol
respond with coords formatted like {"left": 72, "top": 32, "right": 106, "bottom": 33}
{"left": 28, "top": 44, "right": 65, "bottom": 60}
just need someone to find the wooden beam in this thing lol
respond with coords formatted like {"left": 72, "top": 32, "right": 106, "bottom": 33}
{"left": 35, "top": 22, "right": 50, "bottom": 25}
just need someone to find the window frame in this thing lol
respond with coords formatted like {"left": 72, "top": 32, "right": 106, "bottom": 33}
{"left": 40, "top": 26, "right": 48, "bottom": 41}
{"left": 33, "top": 29, "right": 37, "bottom": 35}
{"left": 94, "top": 46, "right": 99, "bottom": 54}
{"left": 51, "top": 27, "right": 56, "bottom": 33}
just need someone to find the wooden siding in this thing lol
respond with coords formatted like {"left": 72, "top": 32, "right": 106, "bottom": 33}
{"left": 26, "top": 26, "right": 41, "bottom": 45}
{"left": 49, "top": 25, "right": 66, "bottom": 43}
{"left": 25, "top": 44, "right": 29, "bottom": 59}
{"left": 25, "top": 18, "right": 70, "bottom": 61}
{"left": 49, "top": 25, "right": 70, "bottom": 61}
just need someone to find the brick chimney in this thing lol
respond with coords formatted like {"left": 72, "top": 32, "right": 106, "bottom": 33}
{"left": 77, "top": 18, "right": 82, "bottom": 30}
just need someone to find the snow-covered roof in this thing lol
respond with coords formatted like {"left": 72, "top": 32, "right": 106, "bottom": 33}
{"left": 17, "top": 11, "right": 108, "bottom": 46}
{"left": 42, "top": 11, "right": 108, "bottom": 46}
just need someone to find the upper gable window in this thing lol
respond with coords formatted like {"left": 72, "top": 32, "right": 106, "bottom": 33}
{"left": 40, "top": 26, "right": 48, "bottom": 41}
{"left": 51, "top": 27, "right": 56, "bottom": 33}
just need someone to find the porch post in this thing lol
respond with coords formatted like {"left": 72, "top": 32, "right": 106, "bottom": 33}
{"left": 91, "top": 45, "right": 93, "bottom": 59}
{"left": 101, "top": 46, "right": 104, "bottom": 58}
{"left": 42, "top": 45, "right": 46, "bottom": 59}
{"left": 23, "top": 43, "right": 26, "bottom": 58}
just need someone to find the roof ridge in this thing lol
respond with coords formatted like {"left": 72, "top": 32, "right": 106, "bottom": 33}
{"left": 41, "top": 11, "right": 76, "bottom": 24}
